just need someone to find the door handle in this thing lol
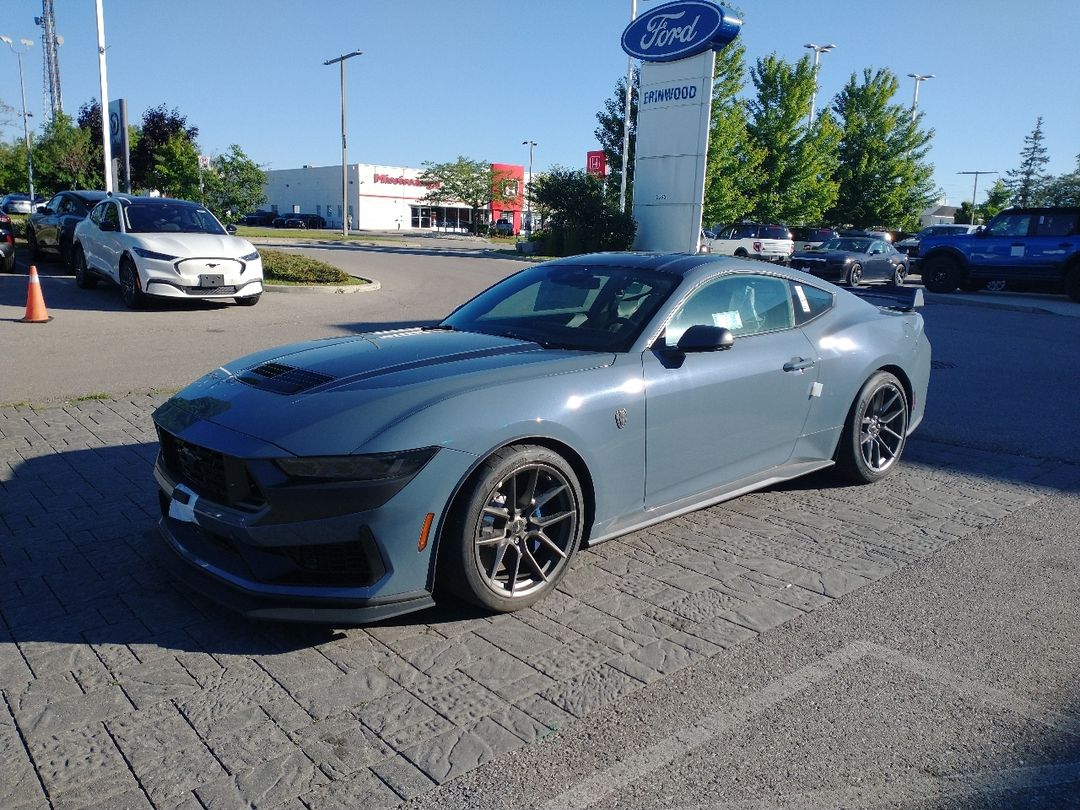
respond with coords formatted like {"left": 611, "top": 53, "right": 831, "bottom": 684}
{"left": 783, "top": 357, "right": 816, "bottom": 372}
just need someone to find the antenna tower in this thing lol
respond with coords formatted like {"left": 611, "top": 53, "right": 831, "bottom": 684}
{"left": 35, "top": 0, "right": 63, "bottom": 119}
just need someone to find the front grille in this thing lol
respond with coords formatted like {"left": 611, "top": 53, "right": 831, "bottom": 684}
{"left": 269, "top": 539, "right": 380, "bottom": 585}
{"left": 237, "top": 362, "right": 335, "bottom": 394}
{"left": 158, "top": 429, "right": 264, "bottom": 508}
{"left": 185, "top": 285, "right": 238, "bottom": 295}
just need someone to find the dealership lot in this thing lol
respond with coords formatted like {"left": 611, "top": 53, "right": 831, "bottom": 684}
{"left": 2, "top": 242, "right": 1080, "bottom": 808}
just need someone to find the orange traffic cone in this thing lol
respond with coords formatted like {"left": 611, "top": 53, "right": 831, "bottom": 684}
{"left": 21, "top": 264, "right": 52, "bottom": 323}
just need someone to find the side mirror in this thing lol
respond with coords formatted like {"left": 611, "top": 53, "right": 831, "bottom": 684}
{"left": 226, "top": 224, "right": 237, "bottom": 234}
{"left": 36, "top": 205, "right": 49, "bottom": 214}
{"left": 676, "top": 324, "right": 734, "bottom": 353}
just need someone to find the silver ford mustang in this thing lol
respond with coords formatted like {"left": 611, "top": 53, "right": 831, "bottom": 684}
{"left": 152, "top": 253, "right": 931, "bottom": 624}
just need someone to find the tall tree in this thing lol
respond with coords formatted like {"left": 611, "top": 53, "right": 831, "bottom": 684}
{"left": 32, "top": 112, "right": 100, "bottom": 194}
{"left": 744, "top": 54, "right": 840, "bottom": 225}
{"left": 594, "top": 69, "right": 638, "bottom": 211}
{"left": 702, "top": 43, "right": 764, "bottom": 228}
{"left": 827, "top": 67, "right": 936, "bottom": 231}
{"left": 1004, "top": 117, "right": 1050, "bottom": 207}
{"left": 203, "top": 144, "right": 267, "bottom": 223}
{"left": 980, "top": 178, "right": 1013, "bottom": 222}
{"left": 419, "top": 156, "right": 515, "bottom": 232}
{"left": 131, "top": 105, "right": 198, "bottom": 191}
{"left": 1041, "top": 152, "right": 1080, "bottom": 206}
{"left": 530, "top": 166, "right": 635, "bottom": 254}
{"left": 145, "top": 132, "right": 201, "bottom": 200}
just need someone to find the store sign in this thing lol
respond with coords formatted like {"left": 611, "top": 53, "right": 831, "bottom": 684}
{"left": 373, "top": 173, "right": 439, "bottom": 189}
{"left": 586, "top": 151, "right": 607, "bottom": 177}
{"left": 621, "top": 1, "right": 741, "bottom": 62}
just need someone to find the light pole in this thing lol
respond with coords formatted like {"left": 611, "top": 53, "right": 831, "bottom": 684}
{"left": 522, "top": 140, "right": 536, "bottom": 234}
{"left": 907, "top": 73, "right": 934, "bottom": 121}
{"left": 0, "top": 35, "right": 36, "bottom": 201}
{"left": 324, "top": 49, "right": 363, "bottom": 238}
{"left": 619, "top": 0, "right": 638, "bottom": 214}
{"left": 957, "top": 170, "right": 997, "bottom": 225}
{"left": 804, "top": 43, "right": 835, "bottom": 128}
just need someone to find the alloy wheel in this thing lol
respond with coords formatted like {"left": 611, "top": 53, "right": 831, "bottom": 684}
{"left": 859, "top": 382, "right": 906, "bottom": 473}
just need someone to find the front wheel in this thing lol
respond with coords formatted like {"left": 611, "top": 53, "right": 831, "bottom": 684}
{"left": 835, "top": 371, "right": 909, "bottom": 484}
{"left": 922, "top": 255, "right": 961, "bottom": 293}
{"left": 119, "top": 260, "right": 147, "bottom": 309}
{"left": 443, "top": 444, "right": 584, "bottom": 612}
{"left": 847, "top": 263, "right": 863, "bottom": 286}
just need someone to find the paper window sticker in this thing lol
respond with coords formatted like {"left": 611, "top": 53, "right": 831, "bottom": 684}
{"left": 712, "top": 311, "right": 743, "bottom": 330}
{"left": 794, "top": 285, "right": 811, "bottom": 313}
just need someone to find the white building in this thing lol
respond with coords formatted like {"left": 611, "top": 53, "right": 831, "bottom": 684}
{"left": 263, "top": 162, "right": 524, "bottom": 232}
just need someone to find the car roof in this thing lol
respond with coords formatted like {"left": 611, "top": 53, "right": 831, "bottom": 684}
{"left": 62, "top": 190, "right": 111, "bottom": 203}
{"left": 548, "top": 251, "right": 801, "bottom": 279}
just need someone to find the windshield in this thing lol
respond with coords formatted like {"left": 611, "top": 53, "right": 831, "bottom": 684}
{"left": 124, "top": 203, "right": 227, "bottom": 235}
{"left": 821, "top": 238, "right": 870, "bottom": 252}
{"left": 443, "top": 263, "right": 681, "bottom": 352}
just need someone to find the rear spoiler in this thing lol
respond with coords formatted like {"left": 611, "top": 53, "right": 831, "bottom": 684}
{"left": 847, "top": 286, "right": 924, "bottom": 311}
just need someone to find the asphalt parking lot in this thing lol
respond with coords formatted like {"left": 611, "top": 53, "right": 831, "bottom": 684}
{"left": 2, "top": 241, "right": 1080, "bottom": 809}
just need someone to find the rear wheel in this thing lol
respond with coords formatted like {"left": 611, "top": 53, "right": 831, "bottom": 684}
{"left": 922, "top": 255, "right": 961, "bottom": 293}
{"left": 73, "top": 247, "right": 97, "bottom": 289}
{"left": 835, "top": 371, "right": 909, "bottom": 484}
{"left": 734, "top": 248, "right": 749, "bottom": 258}
{"left": 119, "top": 259, "right": 147, "bottom": 309}
{"left": 891, "top": 263, "right": 907, "bottom": 286}
{"left": 847, "top": 263, "right": 863, "bottom": 286}
{"left": 442, "top": 444, "right": 584, "bottom": 613}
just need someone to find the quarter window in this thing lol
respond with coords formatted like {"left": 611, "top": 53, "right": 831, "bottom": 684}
{"left": 790, "top": 282, "right": 834, "bottom": 325}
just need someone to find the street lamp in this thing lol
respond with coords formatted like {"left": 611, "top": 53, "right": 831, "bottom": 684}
{"left": 957, "top": 170, "right": 997, "bottom": 226}
{"left": 907, "top": 73, "right": 934, "bottom": 121}
{"left": 0, "top": 35, "right": 36, "bottom": 202}
{"left": 522, "top": 140, "right": 536, "bottom": 234}
{"left": 324, "top": 49, "right": 363, "bottom": 238}
{"left": 804, "top": 43, "right": 835, "bottom": 127}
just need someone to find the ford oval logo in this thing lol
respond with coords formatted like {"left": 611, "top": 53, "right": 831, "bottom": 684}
{"left": 621, "top": 1, "right": 741, "bottom": 62}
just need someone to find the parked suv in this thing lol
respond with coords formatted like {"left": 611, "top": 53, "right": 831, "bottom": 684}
{"left": 919, "top": 207, "right": 1080, "bottom": 300}
{"left": 896, "top": 223, "right": 978, "bottom": 257}
{"left": 789, "top": 226, "right": 838, "bottom": 252}
{"left": 705, "top": 222, "right": 794, "bottom": 263}
{"left": 27, "top": 190, "right": 110, "bottom": 268}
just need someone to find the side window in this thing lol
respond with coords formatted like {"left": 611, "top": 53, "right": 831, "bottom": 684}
{"left": 790, "top": 282, "right": 834, "bottom": 325}
{"left": 987, "top": 214, "right": 1031, "bottom": 237}
{"left": 89, "top": 202, "right": 105, "bottom": 226}
{"left": 100, "top": 203, "right": 120, "bottom": 230}
{"left": 664, "top": 275, "right": 794, "bottom": 347}
{"left": 1034, "top": 212, "right": 1078, "bottom": 237}
{"left": 47, "top": 195, "right": 63, "bottom": 213}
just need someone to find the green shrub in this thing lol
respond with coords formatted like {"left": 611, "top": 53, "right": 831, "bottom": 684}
{"left": 260, "top": 248, "right": 354, "bottom": 284}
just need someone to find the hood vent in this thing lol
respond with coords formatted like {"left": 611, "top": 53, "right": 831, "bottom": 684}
{"left": 237, "top": 362, "right": 335, "bottom": 394}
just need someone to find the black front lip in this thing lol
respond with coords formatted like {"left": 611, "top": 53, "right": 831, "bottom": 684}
{"left": 159, "top": 520, "right": 435, "bottom": 625}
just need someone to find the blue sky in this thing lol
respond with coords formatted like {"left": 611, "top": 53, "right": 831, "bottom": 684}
{"left": 1, "top": 0, "right": 1077, "bottom": 211}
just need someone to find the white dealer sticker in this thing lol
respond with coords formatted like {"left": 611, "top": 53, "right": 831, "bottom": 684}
{"left": 168, "top": 484, "right": 199, "bottom": 524}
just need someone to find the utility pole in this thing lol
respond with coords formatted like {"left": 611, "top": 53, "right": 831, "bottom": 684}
{"left": 35, "top": 0, "right": 63, "bottom": 120}
{"left": 957, "top": 170, "right": 997, "bottom": 225}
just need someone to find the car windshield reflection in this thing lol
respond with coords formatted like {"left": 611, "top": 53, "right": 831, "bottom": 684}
{"left": 125, "top": 202, "right": 227, "bottom": 235}
{"left": 443, "top": 263, "right": 681, "bottom": 353}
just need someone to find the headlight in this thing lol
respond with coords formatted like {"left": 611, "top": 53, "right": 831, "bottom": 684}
{"left": 133, "top": 247, "right": 178, "bottom": 261}
{"left": 241, "top": 250, "right": 260, "bottom": 262}
{"left": 275, "top": 447, "right": 438, "bottom": 481}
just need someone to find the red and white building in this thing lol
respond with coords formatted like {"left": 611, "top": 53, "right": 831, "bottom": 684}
{"left": 263, "top": 162, "right": 525, "bottom": 232}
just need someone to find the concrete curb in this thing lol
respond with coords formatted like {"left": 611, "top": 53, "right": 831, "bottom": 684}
{"left": 264, "top": 278, "right": 379, "bottom": 294}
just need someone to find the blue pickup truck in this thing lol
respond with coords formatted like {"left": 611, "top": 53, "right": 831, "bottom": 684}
{"left": 918, "top": 207, "right": 1080, "bottom": 301}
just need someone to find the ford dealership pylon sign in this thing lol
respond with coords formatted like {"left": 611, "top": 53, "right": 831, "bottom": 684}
{"left": 621, "top": 1, "right": 741, "bottom": 62}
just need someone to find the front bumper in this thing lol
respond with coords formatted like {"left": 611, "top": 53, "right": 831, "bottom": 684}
{"left": 140, "top": 255, "right": 264, "bottom": 300}
{"left": 791, "top": 261, "right": 847, "bottom": 282}
{"left": 152, "top": 421, "right": 474, "bottom": 624}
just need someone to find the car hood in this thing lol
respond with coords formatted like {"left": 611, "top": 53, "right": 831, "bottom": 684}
{"left": 154, "top": 328, "right": 614, "bottom": 455}
{"left": 132, "top": 233, "right": 254, "bottom": 257}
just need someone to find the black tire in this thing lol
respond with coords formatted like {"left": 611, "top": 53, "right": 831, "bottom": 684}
{"left": 847, "top": 263, "right": 863, "bottom": 287}
{"left": 891, "top": 263, "right": 907, "bottom": 286}
{"left": 119, "top": 259, "right": 147, "bottom": 309}
{"left": 1, "top": 249, "right": 13, "bottom": 273}
{"left": 734, "top": 248, "right": 749, "bottom": 258}
{"left": 1065, "top": 264, "right": 1080, "bottom": 303}
{"left": 74, "top": 246, "right": 97, "bottom": 289}
{"left": 835, "top": 371, "right": 909, "bottom": 484}
{"left": 922, "top": 255, "right": 961, "bottom": 293}
{"left": 442, "top": 444, "right": 584, "bottom": 612}
{"left": 234, "top": 293, "right": 261, "bottom": 306}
